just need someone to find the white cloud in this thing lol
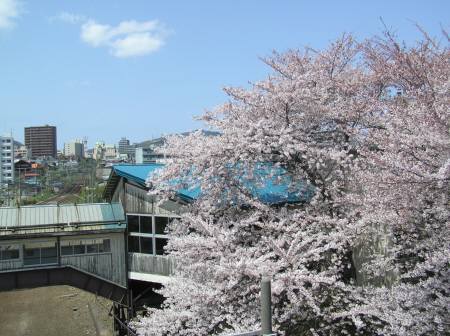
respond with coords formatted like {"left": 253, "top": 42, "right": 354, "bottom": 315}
{"left": 80, "top": 19, "right": 167, "bottom": 58}
{"left": 80, "top": 20, "right": 110, "bottom": 46}
{"left": 52, "top": 11, "right": 87, "bottom": 25}
{"left": 0, "top": 0, "right": 21, "bottom": 30}
{"left": 112, "top": 33, "right": 163, "bottom": 58}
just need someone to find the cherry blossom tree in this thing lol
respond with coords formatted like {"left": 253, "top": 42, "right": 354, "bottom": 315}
{"left": 343, "top": 28, "right": 450, "bottom": 335}
{"left": 133, "top": 30, "right": 449, "bottom": 335}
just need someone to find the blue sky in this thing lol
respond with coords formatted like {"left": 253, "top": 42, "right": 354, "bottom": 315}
{"left": 0, "top": 0, "right": 448, "bottom": 148}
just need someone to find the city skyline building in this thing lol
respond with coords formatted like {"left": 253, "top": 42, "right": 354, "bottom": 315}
{"left": 118, "top": 137, "right": 136, "bottom": 160}
{"left": 118, "top": 137, "right": 130, "bottom": 154}
{"left": 82, "top": 137, "right": 88, "bottom": 158}
{"left": 105, "top": 144, "right": 118, "bottom": 161}
{"left": 64, "top": 141, "right": 84, "bottom": 159}
{"left": 14, "top": 145, "right": 29, "bottom": 160}
{"left": 0, "top": 134, "right": 15, "bottom": 186}
{"left": 24, "top": 125, "right": 57, "bottom": 158}
{"left": 135, "top": 147, "right": 165, "bottom": 164}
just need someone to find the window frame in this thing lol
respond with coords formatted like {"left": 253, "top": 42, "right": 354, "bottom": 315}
{"left": 60, "top": 238, "right": 112, "bottom": 257}
{"left": 0, "top": 244, "right": 20, "bottom": 261}
{"left": 127, "top": 213, "right": 178, "bottom": 256}
{"left": 23, "top": 240, "right": 58, "bottom": 267}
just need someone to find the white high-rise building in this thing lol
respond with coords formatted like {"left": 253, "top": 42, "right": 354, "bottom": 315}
{"left": 64, "top": 141, "right": 84, "bottom": 159}
{"left": 0, "top": 135, "right": 15, "bottom": 185}
{"left": 14, "top": 145, "right": 29, "bottom": 160}
{"left": 82, "top": 137, "right": 88, "bottom": 158}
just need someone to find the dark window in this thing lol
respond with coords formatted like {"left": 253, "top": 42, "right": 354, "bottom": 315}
{"left": 62, "top": 239, "right": 111, "bottom": 255}
{"left": 61, "top": 244, "right": 73, "bottom": 256}
{"left": 128, "top": 215, "right": 139, "bottom": 232}
{"left": 128, "top": 236, "right": 140, "bottom": 253}
{"left": 86, "top": 242, "right": 98, "bottom": 254}
{"left": 24, "top": 247, "right": 40, "bottom": 266}
{"left": 155, "top": 238, "right": 168, "bottom": 255}
{"left": 41, "top": 244, "right": 57, "bottom": 264}
{"left": 0, "top": 245, "right": 20, "bottom": 260}
{"left": 155, "top": 217, "right": 169, "bottom": 234}
{"left": 140, "top": 237, "right": 153, "bottom": 254}
{"left": 140, "top": 216, "right": 152, "bottom": 233}
{"left": 73, "top": 242, "right": 85, "bottom": 255}
{"left": 99, "top": 239, "right": 111, "bottom": 253}
{"left": 23, "top": 241, "right": 57, "bottom": 265}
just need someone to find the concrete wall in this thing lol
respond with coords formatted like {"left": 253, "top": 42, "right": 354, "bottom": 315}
{"left": 128, "top": 253, "right": 174, "bottom": 277}
{"left": 123, "top": 182, "right": 183, "bottom": 215}
{"left": 61, "top": 232, "right": 126, "bottom": 287}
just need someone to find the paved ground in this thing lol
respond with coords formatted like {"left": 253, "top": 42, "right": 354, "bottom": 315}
{"left": 0, "top": 285, "right": 114, "bottom": 336}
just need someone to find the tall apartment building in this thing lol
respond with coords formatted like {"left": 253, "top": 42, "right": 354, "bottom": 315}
{"left": 0, "top": 135, "right": 15, "bottom": 185}
{"left": 118, "top": 137, "right": 135, "bottom": 160}
{"left": 118, "top": 137, "right": 130, "bottom": 154}
{"left": 64, "top": 141, "right": 84, "bottom": 159}
{"left": 82, "top": 137, "right": 88, "bottom": 158}
{"left": 24, "top": 125, "right": 57, "bottom": 158}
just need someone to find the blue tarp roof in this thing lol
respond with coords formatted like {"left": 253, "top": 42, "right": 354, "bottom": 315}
{"left": 111, "top": 163, "right": 312, "bottom": 204}
{"left": 113, "top": 164, "right": 164, "bottom": 185}
{"left": 111, "top": 164, "right": 200, "bottom": 201}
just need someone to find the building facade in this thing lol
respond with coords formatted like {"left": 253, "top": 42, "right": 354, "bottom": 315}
{"left": 0, "top": 135, "right": 15, "bottom": 186}
{"left": 105, "top": 144, "right": 117, "bottom": 161}
{"left": 93, "top": 142, "right": 118, "bottom": 162}
{"left": 64, "top": 141, "right": 84, "bottom": 159}
{"left": 135, "top": 147, "right": 165, "bottom": 164}
{"left": 118, "top": 137, "right": 130, "bottom": 154}
{"left": 24, "top": 125, "right": 57, "bottom": 158}
{"left": 14, "top": 145, "right": 28, "bottom": 160}
{"left": 103, "top": 164, "right": 188, "bottom": 284}
{"left": 93, "top": 141, "right": 105, "bottom": 161}
{"left": 118, "top": 137, "right": 135, "bottom": 160}
{"left": 0, "top": 203, "right": 128, "bottom": 302}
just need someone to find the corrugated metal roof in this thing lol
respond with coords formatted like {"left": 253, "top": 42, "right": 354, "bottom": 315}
{"left": 0, "top": 203, "right": 125, "bottom": 228}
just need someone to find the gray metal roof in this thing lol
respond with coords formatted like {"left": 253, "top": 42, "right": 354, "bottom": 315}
{"left": 0, "top": 203, "right": 125, "bottom": 228}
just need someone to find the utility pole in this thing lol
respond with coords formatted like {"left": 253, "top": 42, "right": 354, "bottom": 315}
{"left": 18, "top": 168, "right": 21, "bottom": 206}
{"left": 261, "top": 277, "right": 274, "bottom": 336}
